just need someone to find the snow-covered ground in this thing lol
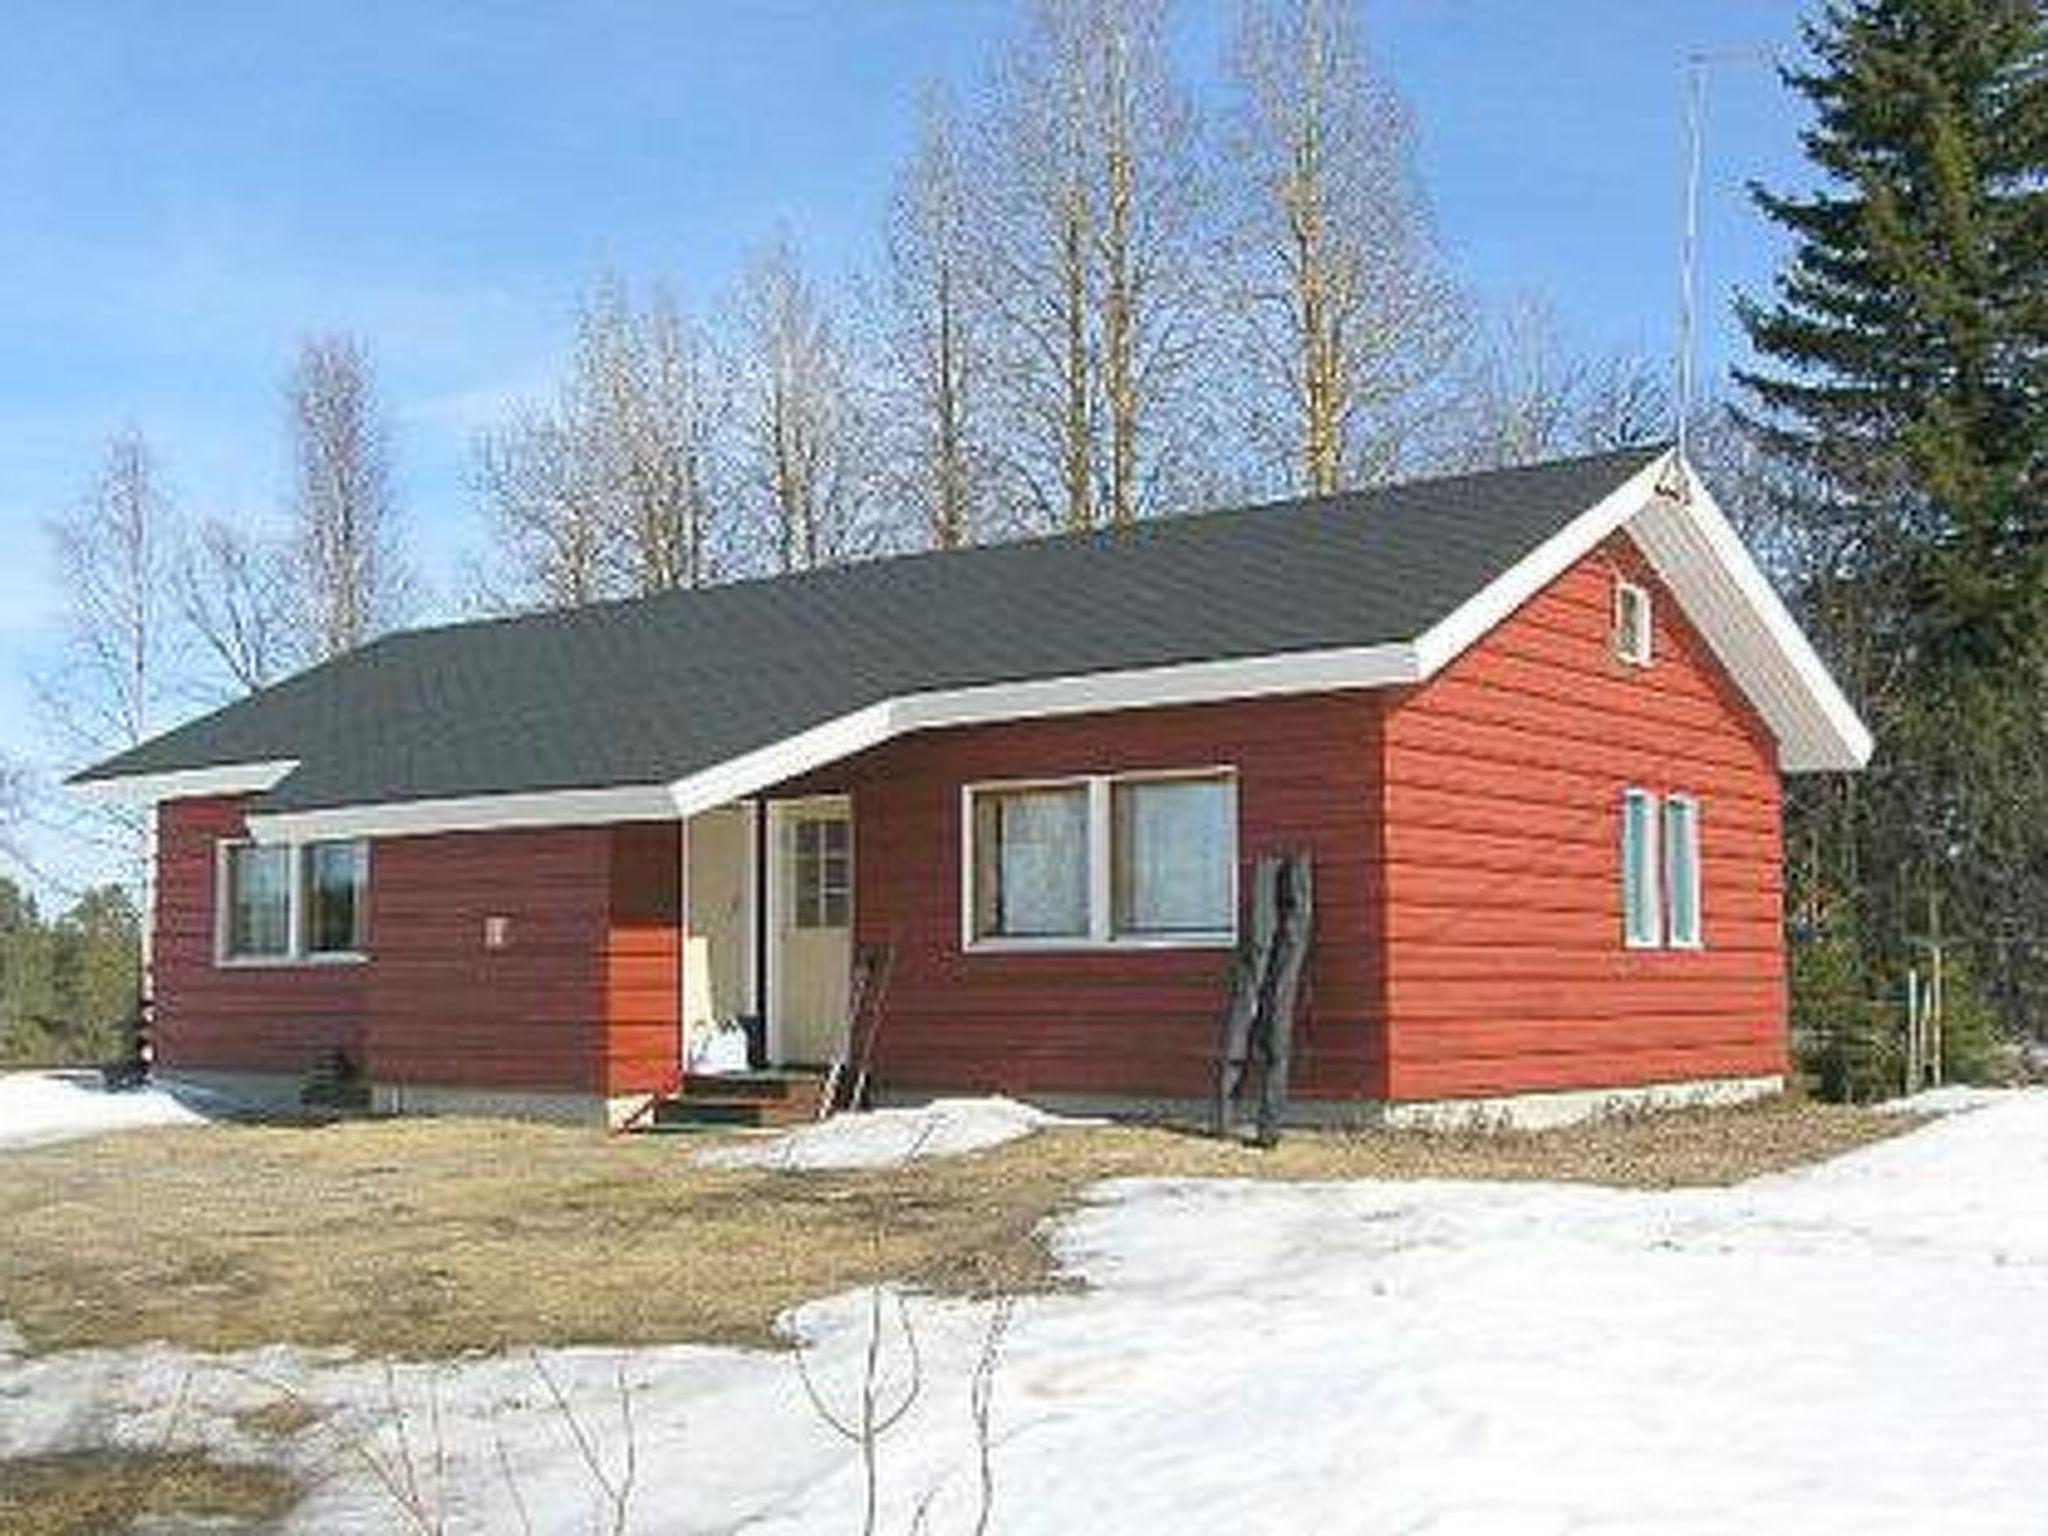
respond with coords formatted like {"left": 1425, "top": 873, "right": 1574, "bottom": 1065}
{"left": 0, "top": 1070, "right": 220, "bottom": 1150}
{"left": 696, "top": 1094, "right": 1086, "bottom": 1170}
{"left": 4, "top": 1089, "right": 2047, "bottom": 1534}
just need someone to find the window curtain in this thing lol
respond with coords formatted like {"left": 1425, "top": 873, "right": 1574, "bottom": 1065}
{"left": 982, "top": 788, "right": 1088, "bottom": 937}
{"left": 1114, "top": 778, "right": 1233, "bottom": 935}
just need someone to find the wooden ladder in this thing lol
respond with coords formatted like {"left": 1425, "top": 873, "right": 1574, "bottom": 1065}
{"left": 817, "top": 942, "right": 896, "bottom": 1120}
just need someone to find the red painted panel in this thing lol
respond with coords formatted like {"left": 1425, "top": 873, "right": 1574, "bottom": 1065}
{"left": 1379, "top": 534, "right": 1787, "bottom": 1100}
{"left": 152, "top": 797, "right": 672, "bottom": 1101}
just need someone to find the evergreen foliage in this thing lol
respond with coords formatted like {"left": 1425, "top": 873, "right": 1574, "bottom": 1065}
{"left": 1740, "top": 0, "right": 2047, "bottom": 1087}
{"left": 0, "top": 877, "right": 141, "bottom": 1065}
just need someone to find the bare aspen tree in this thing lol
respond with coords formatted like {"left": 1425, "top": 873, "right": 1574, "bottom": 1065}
{"left": 477, "top": 277, "right": 725, "bottom": 609}
{"left": 38, "top": 428, "right": 180, "bottom": 888}
{"left": 875, "top": 84, "right": 993, "bottom": 549}
{"left": 476, "top": 402, "right": 613, "bottom": 609}
{"left": 0, "top": 755, "right": 26, "bottom": 873}
{"left": 976, "top": 0, "right": 1211, "bottom": 532}
{"left": 732, "top": 237, "right": 875, "bottom": 573}
{"left": 286, "top": 334, "right": 408, "bottom": 659}
{"left": 1224, "top": 0, "right": 1463, "bottom": 494}
{"left": 176, "top": 518, "right": 294, "bottom": 696}
{"left": 1448, "top": 294, "right": 1669, "bottom": 469}
{"left": 578, "top": 276, "right": 725, "bottom": 592}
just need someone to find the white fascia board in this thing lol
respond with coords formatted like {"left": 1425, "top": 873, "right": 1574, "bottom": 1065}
{"left": 669, "top": 702, "right": 899, "bottom": 820}
{"left": 68, "top": 759, "right": 299, "bottom": 806}
{"left": 1410, "top": 451, "right": 1678, "bottom": 678}
{"left": 1633, "top": 464, "right": 1874, "bottom": 773}
{"left": 245, "top": 783, "right": 678, "bottom": 844}
{"left": 667, "top": 641, "right": 1420, "bottom": 816}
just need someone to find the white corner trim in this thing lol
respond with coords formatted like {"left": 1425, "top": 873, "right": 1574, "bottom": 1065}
{"left": 246, "top": 783, "right": 678, "bottom": 843}
{"left": 1410, "top": 452, "right": 1677, "bottom": 677}
{"left": 69, "top": 759, "right": 299, "bottom": 806}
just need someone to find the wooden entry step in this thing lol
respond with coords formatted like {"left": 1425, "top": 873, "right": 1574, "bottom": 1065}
{"left": 632, "top": 1070, "right": 828, "bottom": 1132}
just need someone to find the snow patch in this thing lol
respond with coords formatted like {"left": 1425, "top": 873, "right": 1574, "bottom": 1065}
{"left": 695, "top": 1095, "right": 1087, "bottom": 1171}
{"left": 1876, "top": 1083, "right": 2013, "bottom": 1116}
{"left": 0, "top": 1071, "right": 221, "bottom": 1151}
{"left": 5, "top": 1091, "right": 2048, "bottom": 1533}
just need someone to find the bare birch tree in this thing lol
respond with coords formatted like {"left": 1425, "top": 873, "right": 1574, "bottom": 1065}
{"left": 974, "top": 0, "right": 1212, "bottom": 532}
{"left": 731, "top": 237, "right": 876, "bottom": 573}
{"left": 37, "top": 428, "right": 181, "bottom": 888}
{"left": 1223, "top": 0, "right": 1463, "bottom": 494}
{"left": 176, "top": 517, "right": 295, "bottom": 696}
{"left": 286, "top": 334, "right": 408, "bottom": 659}
{"left": 873, "top": 83, "right": 996, "bottom": 549}
{"left": 1445, "top": 294, "right": 1669, "bottom": 470}
{"left": 477, "top": 277, "right": 726, "bottom": 608}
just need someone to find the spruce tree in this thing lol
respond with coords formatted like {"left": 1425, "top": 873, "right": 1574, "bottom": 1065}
{"left": 1736, "top": 0, "right": 2047, "bottom": 657}
{"left": 1739, "top": 0, "right": 2048, "bottom": 1067}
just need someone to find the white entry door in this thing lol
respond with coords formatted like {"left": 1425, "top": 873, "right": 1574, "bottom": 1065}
{"left": 768, "top": 797, "right": 853, "bottom": 1066}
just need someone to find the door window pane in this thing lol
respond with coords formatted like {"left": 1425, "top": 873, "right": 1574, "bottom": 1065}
{"left": 973, "top": 787, "right": 1089, "bottom": 938}
{"left": 793, "top": 816, "right": 850, "bottom": 929}
{"left": 223, "top": 844, "right": 292, "bottom": 959}
{"left": 303, "top": 841, "right": 368, "bottom": 954}
{"left": 1112, "top": 776, "right": 1234, "bottom": 936}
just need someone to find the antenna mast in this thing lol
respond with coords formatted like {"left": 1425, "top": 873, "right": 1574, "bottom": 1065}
{"left": 1675, "top": 52, "right": 1708, "bottom": 468}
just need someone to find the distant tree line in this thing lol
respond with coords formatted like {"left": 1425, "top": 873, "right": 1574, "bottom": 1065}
{"left": 0, "top": 876, "right": 140, "bottom": 1066}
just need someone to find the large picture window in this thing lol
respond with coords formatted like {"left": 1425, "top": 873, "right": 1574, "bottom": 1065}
{"left": 219, "top": 839, "right": 370, "bottom": 964}
{"left": 1112, "top": 777, "right": 1234, "bottom": 937}
{"left": 972, "top": 785, "right": 1090, "bottom": 939}
{"left": 967, "top": 770, "right": 1236, "bottom": 948}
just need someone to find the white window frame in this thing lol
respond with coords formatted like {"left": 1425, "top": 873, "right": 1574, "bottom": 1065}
{"left": 1614, "top": 578, "right": 1654, "bottom": 667}
{"left": 1662, "top": 794, "right": 1704, "bottom": 949}
{"left": 961, "top": 767, "right": 1238, "bottom": 953}
{"left": 1620, "top": 787, "right": 1663, "bottom": 950}
{"left": 215, "top": 838, "right": 371, "bottom": 968}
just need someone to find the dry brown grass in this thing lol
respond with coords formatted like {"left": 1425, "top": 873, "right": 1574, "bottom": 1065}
{"left": 0, "top": 1096, "right": 1911, "bottom": 1360}
{"left": 0, "top": 1449, "right": 299, "bottom": 1535}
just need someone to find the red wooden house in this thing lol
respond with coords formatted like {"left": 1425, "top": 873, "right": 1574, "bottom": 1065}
{"left": 74, "top": 448, "right": 1870, "bottom": 1128}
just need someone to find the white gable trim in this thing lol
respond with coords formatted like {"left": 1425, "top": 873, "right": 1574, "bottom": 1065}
{"left": 1411, "top": 451, "right": 1673, "bottom": 676}
{"left": 1626, "top": 464, "right": 1873, "bottom": 772}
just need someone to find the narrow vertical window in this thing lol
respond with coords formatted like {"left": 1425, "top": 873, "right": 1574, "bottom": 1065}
{"left": 1663, "top": 796, "right": 1702, "bottom": 947}
{"left": 1621, "top": 788, "right": 1662, "bottom": 948}
{"left": 1614, "top": 579, "right": 1653, "bottom": 666}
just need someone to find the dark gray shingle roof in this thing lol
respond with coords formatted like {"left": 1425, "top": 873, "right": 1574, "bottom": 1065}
{"left": 76, "top": 446, "right": 1663, "bottom": 811}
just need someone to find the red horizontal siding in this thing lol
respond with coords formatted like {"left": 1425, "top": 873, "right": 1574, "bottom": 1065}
{"left": 1379, "top": 534, "right": 1787, "bottom": 1101}
{"left": 154, "top": 799, "right": 671, "bottom": 1102}
{"left": 153, "top": 798, "right": 368, "bottom": 1076}
{"left": 789, "top": 691, "right": 1390, "bottom": 1103}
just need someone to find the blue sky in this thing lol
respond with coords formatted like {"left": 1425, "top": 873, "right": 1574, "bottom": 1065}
{"left": 0, "top": 0, "right": 1812, "bottom": 893}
